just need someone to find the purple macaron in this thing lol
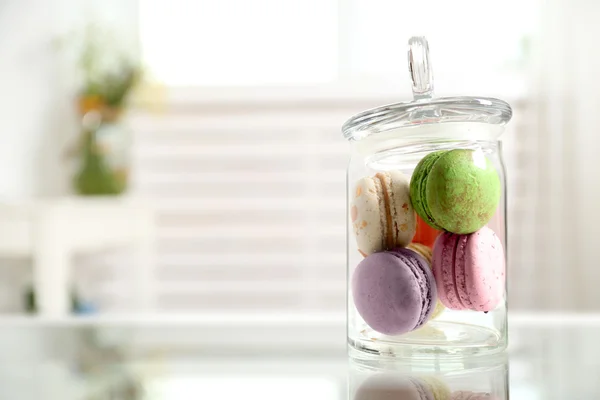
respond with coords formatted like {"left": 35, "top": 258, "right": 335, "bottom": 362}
{"left": 352, "top": 247, "right": 437, "bottom": 335}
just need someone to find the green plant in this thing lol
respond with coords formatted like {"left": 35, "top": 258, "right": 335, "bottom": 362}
{"left": 59, "top": 24, "right": 143, "bottom": 108}
{"left": 74, "top": 129, "right": 126, "bottom": 195}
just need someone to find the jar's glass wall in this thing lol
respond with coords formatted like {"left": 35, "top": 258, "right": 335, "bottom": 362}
{"left": 347, "top": 125, "right": 508, "bottom": 358}
{"left": 349, "top": 356, "right": 509, "bottom": 400}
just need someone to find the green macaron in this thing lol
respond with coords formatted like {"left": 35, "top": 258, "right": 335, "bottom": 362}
{"left": 410, "top": 149, "right": 501, "bottom": 234}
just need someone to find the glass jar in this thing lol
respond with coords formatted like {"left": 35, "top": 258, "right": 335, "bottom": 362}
{"left": 344, "top": 37, "right": 512, "bottom": 358}
{"left": 349, "top": 354, "right": 509, "bottom": 400}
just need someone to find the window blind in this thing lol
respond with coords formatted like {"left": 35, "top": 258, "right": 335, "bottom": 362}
{"left": 123, "top": 106, "right": 353, "bottom": 312}
{"left": 74, "top": 98, "right": 528, "bottom": 314}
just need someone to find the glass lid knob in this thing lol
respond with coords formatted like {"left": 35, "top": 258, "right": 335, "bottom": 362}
{"left": 408, "top": 36, "right": 434, "bottom": 101}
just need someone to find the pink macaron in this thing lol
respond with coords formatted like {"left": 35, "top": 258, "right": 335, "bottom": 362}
{"left": 432, "top": 226, "right": 505, "bottom": 312}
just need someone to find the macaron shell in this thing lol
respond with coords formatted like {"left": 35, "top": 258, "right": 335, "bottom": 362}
{"left": 386, "top": 170, "right": 417, "bottom": 246}
{"left": 351, "top": 177, "right": 385, "bottom": 255}
{"left": 426, "top": 149, "right": 501, "bottom": 234}
{"left": 432, "top": 233, "right": 467, "bottom": 310}
{"left": 433, "top": 228, "right": 505, "bottom": 312}
{"left": 352, "top": 252, "right": 424, "bottom": 335}
{"left": 462, "top": 227, "right": 505, "bottom": 312}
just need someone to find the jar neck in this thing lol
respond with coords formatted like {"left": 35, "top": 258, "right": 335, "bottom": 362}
{"left": 350, "top": 122, "right": 504, "bottom": 157}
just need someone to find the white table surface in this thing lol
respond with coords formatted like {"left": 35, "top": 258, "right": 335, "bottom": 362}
{"left": 0, "top": 313, "right": 596, "bottom": 399}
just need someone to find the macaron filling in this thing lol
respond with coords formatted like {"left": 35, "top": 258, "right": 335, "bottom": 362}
{"left": 372, "top": 176, "right": 387, "bottom": 250}
{"left": 383, "top": 172, "right": 401, "bottom": 246}
{"left": 375, "top": 173, "right": 395, "bottom": 249}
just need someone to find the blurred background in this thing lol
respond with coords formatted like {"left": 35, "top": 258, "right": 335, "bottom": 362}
{"left": 2, "top": 0, "right": 600, "bottom": 317}
{"left": 1, "top": 0, "right": 600, "bottom": 397}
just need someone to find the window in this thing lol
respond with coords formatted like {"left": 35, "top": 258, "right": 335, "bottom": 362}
{"left": 140, "top": 0, "right": 539, "bottom": 96}
{"left": 139, "top": 0, "right": 338, "bottom": 86}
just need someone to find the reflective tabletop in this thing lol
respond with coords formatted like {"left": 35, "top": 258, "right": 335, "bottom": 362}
{"left": 0, "top": 314, "right": 598, "bottom": 399}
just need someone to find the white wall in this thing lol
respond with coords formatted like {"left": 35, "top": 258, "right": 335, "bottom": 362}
{"left": 0, "top": 0, "right": 70, "bottom": 197}
{"left": 0, "top": 0, "right": 138, "bottom": 199}
{"left": 0, "top": 0, "right": 138, "bottom": 313}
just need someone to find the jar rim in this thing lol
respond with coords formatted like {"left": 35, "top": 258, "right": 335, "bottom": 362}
{"left": 342, "top": 96, "right": 513, "bottom": 142}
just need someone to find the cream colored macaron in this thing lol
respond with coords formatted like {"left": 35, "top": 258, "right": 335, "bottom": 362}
{"left": 351, "top": 170, "right": 416, "bottom": 256}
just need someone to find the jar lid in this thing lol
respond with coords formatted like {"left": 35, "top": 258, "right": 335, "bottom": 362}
{"left": 342, "top": 37, "right": 513, "bottom": 141}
